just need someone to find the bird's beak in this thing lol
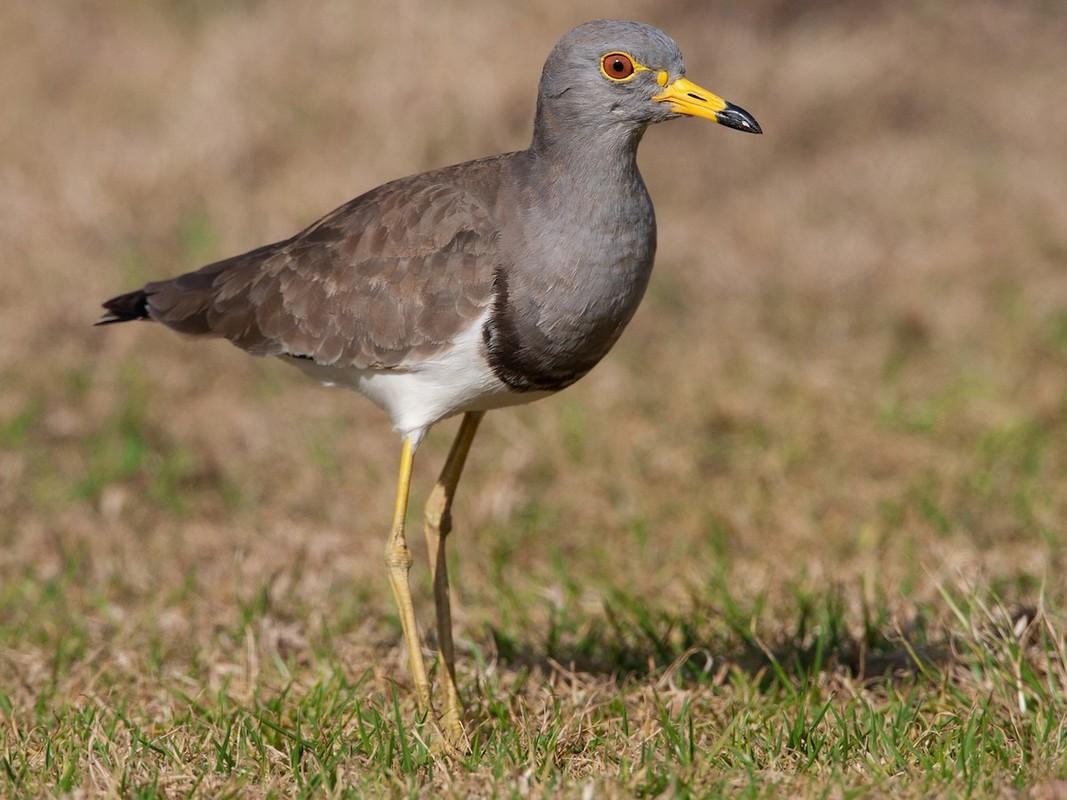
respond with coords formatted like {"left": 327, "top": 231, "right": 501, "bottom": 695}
{"left": 652, "top": 76, "right": 762, "bottom": 134}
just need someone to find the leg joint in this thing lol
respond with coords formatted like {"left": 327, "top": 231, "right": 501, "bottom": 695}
{"left": 384, "top": 543, "right": 414, "bottom": 570}
{"left": 424, "top": 483, "right": 452, "bottom": 537}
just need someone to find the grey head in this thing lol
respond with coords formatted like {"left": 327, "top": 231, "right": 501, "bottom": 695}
{"left": 531, "top": 20, "right": 761, "bottom": 154}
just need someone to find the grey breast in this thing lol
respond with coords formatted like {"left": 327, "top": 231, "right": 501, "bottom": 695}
{"left": 481, "top": 147, "right": 658, "bottom": 393}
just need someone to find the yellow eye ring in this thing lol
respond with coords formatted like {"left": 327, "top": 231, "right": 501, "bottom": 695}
{"left": 600, "top": 52, "right": 638, "bottom": 82}
{"left": 600, "top": 52, "right": 668, "bottom": 86}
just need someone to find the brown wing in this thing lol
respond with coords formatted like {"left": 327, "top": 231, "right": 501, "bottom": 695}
{"left": 131, "top": 160, "right": 505, "bottom": 369}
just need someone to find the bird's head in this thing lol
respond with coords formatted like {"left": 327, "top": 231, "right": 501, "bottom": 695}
{"left": 534, "top": 19, "right": 761, "bottom": 146}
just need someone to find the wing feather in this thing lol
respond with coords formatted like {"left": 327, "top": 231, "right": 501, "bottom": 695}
{"left": 141, "top": 159, "right": 506, "bottom": 369}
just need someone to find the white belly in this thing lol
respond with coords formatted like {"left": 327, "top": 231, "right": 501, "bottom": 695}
{"left": 282, "top": 309, "right": 550, "bottom": 444}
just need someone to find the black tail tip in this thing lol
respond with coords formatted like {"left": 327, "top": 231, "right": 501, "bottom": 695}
{"left": 96, "top": 289, "right": 150, "bottom": 326}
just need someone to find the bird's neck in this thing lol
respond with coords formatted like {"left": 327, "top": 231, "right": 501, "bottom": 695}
{"left": 518, "top": 107, "right": 654, "bottom": 242}
{"left": 529, "top": 108, "right": 646, "bottom": 185}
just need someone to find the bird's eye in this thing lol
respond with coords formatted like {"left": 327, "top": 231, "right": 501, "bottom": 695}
{"left": 601, "top": 52, "right": 636, "bottom": 81}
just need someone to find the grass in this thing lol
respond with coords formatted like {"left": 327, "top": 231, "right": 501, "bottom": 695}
{"left": 3, "top": 0, "right": 1067, "bottom": 796}
{"left": 4, "top": 559, "right": 1066, "bottom": 796}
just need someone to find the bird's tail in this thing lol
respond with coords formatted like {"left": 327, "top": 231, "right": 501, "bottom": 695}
{"left": 96, "top": 289, "right": 151, "bottom": 325}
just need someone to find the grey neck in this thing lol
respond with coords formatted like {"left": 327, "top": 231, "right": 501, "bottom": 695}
{"left": 528, "top": 102, "right": 647, "bottom": 185}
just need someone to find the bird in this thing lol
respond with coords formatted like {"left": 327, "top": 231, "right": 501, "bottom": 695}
{"left": 97, "top": 19, "right": 761, "bottom": 744}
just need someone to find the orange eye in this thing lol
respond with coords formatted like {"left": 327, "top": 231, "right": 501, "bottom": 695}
{"left": 601, "top": 52, "right": 635, "bottom": 80}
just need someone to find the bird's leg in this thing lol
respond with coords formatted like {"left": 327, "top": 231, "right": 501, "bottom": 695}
{"left": 384, "top": 435, "right": 434, "bottom": 718}
{"left": 424, "top": 411, "right": 484, "bottom": 744}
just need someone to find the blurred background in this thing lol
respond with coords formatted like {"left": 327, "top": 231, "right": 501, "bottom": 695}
{"left": 2, "top": 0, "right": 1065, "bottom": 685}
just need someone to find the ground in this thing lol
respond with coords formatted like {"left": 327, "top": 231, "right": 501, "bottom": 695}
{"left": 2, "top": 1, "right": 1066, "bottom": 796}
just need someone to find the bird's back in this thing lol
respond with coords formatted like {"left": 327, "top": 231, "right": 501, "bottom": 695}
{"left": 101, "top": 154, "right": 519, "bottom": 371}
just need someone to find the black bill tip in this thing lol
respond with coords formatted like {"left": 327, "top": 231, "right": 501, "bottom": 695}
{"left": 716, "top": 102, "right": 762, "bottom": 134}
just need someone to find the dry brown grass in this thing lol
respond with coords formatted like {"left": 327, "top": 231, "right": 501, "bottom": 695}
{"left": 2, "top": 0, "right": 1066, "bottom": 796}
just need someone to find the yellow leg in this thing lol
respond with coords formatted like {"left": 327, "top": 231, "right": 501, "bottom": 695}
{"left": 384, "top": 435, "right": 433, "bottom": 717}
{"left": 424, "top": 411, "right": 484, "bottom": 745}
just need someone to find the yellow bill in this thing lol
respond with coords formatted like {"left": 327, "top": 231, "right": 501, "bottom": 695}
{"left": 653, "top": 76, "right": 762, "bottom": 133}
